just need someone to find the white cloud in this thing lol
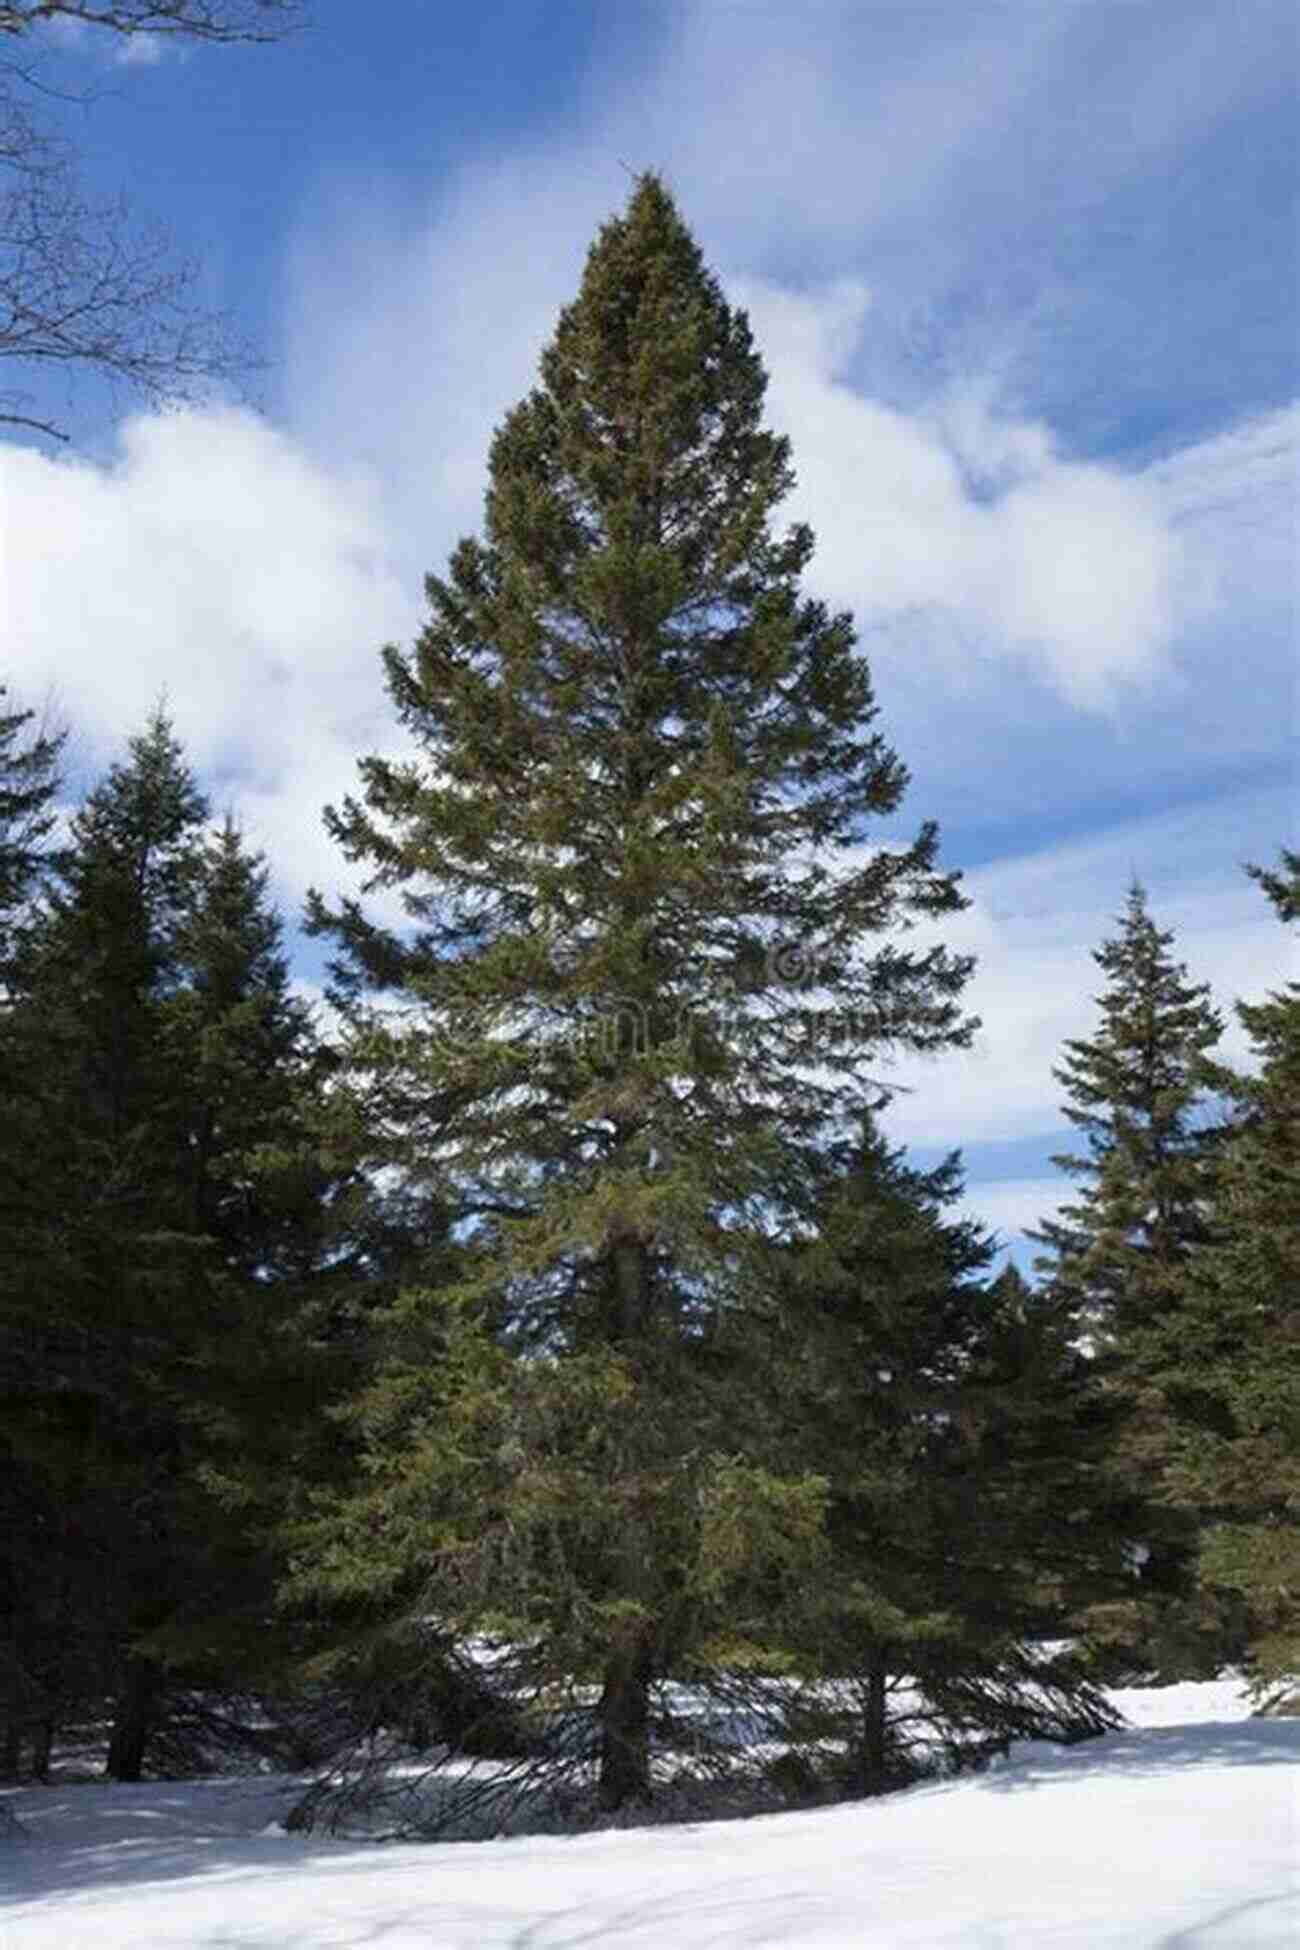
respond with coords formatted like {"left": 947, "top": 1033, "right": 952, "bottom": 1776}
{"left": 959, "top": 1178, "right": 1065, "bottom": 1257}
{"left": 736, "top": 279, "right": 1188, "bottom": 707}
{"left": 281, "top": 159, "right": 611, "bottom": 576}
{"left": 599, "top": 0, "right": 1285, "bottom": 287}
{"left": 611, "top": 0, "right": 1088, "bottom": 259}
{"left": 0, "top": 406, "right": 417, "bottom": 910}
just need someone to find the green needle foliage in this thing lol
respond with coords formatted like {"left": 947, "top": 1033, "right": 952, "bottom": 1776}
{"left": 0, "top": 712, "right": 334, "bottom": 1778}
{"left": 766, "top": 1130, "right": 1121, "bottom": 1790}
{"left": 301, "top": 175, "right": 975, "bottom": 1816}
{"left": 1033, "top": 882, "right": 1230, "bottom": 1673}
{"left": 1, "top": 710, "right": 212, "bottom": 1774}
{"left": 0, "top": 687, "right": 63, "bottom": 986}
{"left": 1165, "top": 854, "right": 1300, "bottom": 1698}
{"left": 1033, "top": 882, "right": 1223, "bottom": 1350}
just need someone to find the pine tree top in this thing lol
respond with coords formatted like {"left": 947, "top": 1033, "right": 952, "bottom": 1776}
{"left": 1052, "top": 881, "right": 1222, "bottom": 1144}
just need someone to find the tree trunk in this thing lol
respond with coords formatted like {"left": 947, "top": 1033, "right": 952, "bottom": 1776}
{"left": 30, "top": 1719, "right": 52, "bottom": 1783}
{"left": 856, "top": 1655, "right": 888, "bottom": 1795}
{"left": 598, "top": 1230, "right": 655, "bottom": 1811}
{"left": 597, "top": 1629, "right": 653, "bottom": 1811}
{"left": 106, "top": 1655, "right": 160, "bottom": 1782}
{"left": 1, "top": 1721, "right": 20, "bottom": 1782}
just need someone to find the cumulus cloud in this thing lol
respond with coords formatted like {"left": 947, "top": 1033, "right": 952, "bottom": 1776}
{"left": 0, "top": 407, "right": 416, "bottom": 908}
{"left": 736, "top": 279, "right": 1188, "bottom": 706}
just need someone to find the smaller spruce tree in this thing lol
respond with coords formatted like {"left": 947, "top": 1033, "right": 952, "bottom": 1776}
{"left": 1161, "top": 853, "right": 1300, "bottom": 1699}
{"left": 1, "top": 717, "right": 341, "bottom": 1777}
{"left": 767, "top": 1128, "right": 1119, "bottom": 1789}
{"left": 1032, "top": 882, "right": 1228, "bottom": 1673}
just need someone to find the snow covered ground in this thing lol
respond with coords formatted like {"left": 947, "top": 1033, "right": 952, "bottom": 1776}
{"left": 2, "top": 1679, "right": 1297, "bottom": 1948}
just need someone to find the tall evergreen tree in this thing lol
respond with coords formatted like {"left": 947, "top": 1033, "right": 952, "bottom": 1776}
{"left": 301, "top": 176, "right": 976, "bottom": 1815}
{"left": 1160, "top": 853, "right": 1300, "bottom": 1697}
{"left": 1032, "top": 882, "right": 1227, "bottom": 1668}
{"left": 164, "top": 814, "right": 322, "bottom": 1279}
{"left": 1, "top": 716, "right": 334, "bottom": 1777}
{"left": 5, "top": 708, "right": 208, "bottom": 1381}
{"left": 1, "top": 710, "right": 207, "bottom": 1772}
{"left": 0, "top": 691, "right": 66, "bottom": 1762}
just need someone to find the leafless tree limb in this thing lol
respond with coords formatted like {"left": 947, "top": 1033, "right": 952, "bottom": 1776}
{"left": 0, "top": 3, "right": 303, "bottom": 44}
{"left": 0, "top": 3, "right": 301, "bottom": 438}
{"left": 0, "top": 78, "right": 258, "bottom": 436}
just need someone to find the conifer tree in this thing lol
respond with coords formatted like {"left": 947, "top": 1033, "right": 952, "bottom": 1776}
{"left": 302, "top": 176, "right": 976, "bottom": 1814}
{"left": 1033, "top": 882, "right": 1226, "bottom": 1668}
{"left": 1, "top": 711, "right": 206, "bottom": 1763}
{"left": 164, "top": 815, "right": 323, "bottom": 1280}
{"left": 767, "top": 1131, "right": 1120, "bottom": 1790}
{"left": 1161, "top": 853, "right": 1300, "bottom": 1696}
{"left": 0, "top": 686, "right": 63, "bottom": 985}
{"left": 5, "top": 709, "right": 208, "bottom": 1383}
{"left": 1033, "top": 882, "right": 1223, "bottom": 1346}
{"left": 1, "top": 716, "right": 333, "bottom": 1776}
{"left": 0, "top": 691, "right": 66, "bottom": 1773}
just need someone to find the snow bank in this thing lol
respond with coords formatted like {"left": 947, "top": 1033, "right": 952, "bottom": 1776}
{"left": 2, "top": 1678, "right": 1296, "bottom": 1948}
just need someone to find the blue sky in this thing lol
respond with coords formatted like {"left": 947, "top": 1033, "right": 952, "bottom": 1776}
{"left": 2, "top": 0, "right": 1296, "bottom": 1262}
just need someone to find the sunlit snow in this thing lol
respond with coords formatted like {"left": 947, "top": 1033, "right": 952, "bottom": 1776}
{"left": 3, "top": 1679, "right": 1296, "bottom": 1948}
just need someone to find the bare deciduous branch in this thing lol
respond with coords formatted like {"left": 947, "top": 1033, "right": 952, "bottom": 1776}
{"left": 0, "top": 78, "right": 259, "bottom": 435}
{"left": 0, "top": 2, "right": 299, "bottom": 437}
{"left": 0, "top": 3, "right": 303, "bottom": 44}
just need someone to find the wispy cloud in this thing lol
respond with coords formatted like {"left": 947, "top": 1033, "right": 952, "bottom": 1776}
{"left": 281, "top": 159, "right": 611, "bottom": 575}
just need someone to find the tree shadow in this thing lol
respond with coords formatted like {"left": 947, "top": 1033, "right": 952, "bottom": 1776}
{"left": 982, "top": 1717, "right": 1300, "bottom": 1792}
{"left": 0, "top": 1774, "right": 360, "bottom": 1907}
{"left": 1156, "top": 1889, "right": 1300, "bottom": 1947}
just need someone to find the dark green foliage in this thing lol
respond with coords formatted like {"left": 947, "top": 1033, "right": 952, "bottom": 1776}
{"left": 1, "top": 712, "right": 210, "bottom": 1770}
{"left": 301, "top": 175, "right": 976, "bottom": 1815}
{"left": 1032, "top": 882, "right": 1234, "bottom": 1674}
{"left": 1032, "top": 881, "right": 1223, "bottom": 1349}
{"left": 0, "top": 687, "right": 63, "bottom": 984}
{"left": 0, "top": 696, "right": 69, "bottom": 1771}
{"left": 763, "top": 1131, "right": 1122, "bottom": 1784}
{"left": 0, "top": 711, "right": 336, "bottom": 1777}
{"left": 1160, "top": 853, "right": 1300, "bottom": 1694}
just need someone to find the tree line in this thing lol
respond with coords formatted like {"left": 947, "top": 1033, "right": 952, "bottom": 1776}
{"left": 1, "top": 178, "right": 1294, "bottom": 1825}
